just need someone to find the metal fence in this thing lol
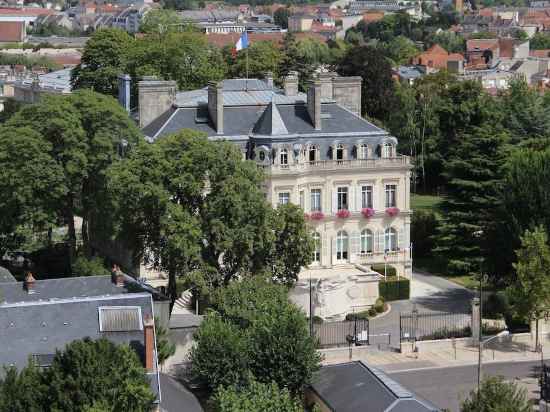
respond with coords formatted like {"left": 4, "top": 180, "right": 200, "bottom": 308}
{"left": 400, "top": 311, "right": 471, "bottom": 342}
{"left": 314, "top": 319, "right": 370, "bottom": 348}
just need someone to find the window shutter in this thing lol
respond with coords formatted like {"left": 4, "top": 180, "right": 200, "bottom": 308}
{"left": 331, "top": 236, "right": 337, "bottom": 264}
{"left": 398, "top": 228, "right": 404, "bottom": 250}
{"left": 356, "top": 186, "right": 363, "bottom": 210}
{"left": 332, "top": 190, "right": 337, "bottom": 213}
{"left": 350, "top": 186, "right": 355, "bottom": 211}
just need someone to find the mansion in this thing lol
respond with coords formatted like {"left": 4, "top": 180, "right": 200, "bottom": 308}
{"left": 136, "top": 72, "right": 412, "bottom": 320}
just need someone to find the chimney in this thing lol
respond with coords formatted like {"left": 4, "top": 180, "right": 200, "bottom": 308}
{"left": 283, "top": 71, "right": 299, "bottom": 96}
{"left": 307, "top": 80, "right": 322, "bottom": 130}
{"left": 318, "top": 72, "right": 334, "bottom": 100}
{"left": 264, "top": 71, "right": 274, "bottom": 89}
{"left": 118, "top": 74, "right": 131, "bottom": 112}
{"left": 138, "top": 76, "right": 176, "bottom": 128}
{"left": 208, "top": 81, "right": 223, "bottom": 134}
{"left": 332, "top": 76, "right": 362, "bottom": 116}
{"left": 24, "top": 272, "right": 36, "bottom": 294}
{"left": 143, "top": 315, "right": 155, "bottom": 372}
{"left": 111, "top": 264, "right": 124, "bottom": 287}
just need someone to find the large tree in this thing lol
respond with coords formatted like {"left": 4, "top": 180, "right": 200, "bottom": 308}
{"left": 435, "top": 123, "right": 509, "bottom": 276}
{"left": 337, "top": 44, "right": 396, "bottom": 121}
{"left": 507, "top": 226, "right": 550, "bottom": 348}
{"left": 71, "top": 28, "right": 135, "bottom": 96}
{"left": 0, "top": 338, "right": 155, "bottom": 412}
{"left": 2, "top": 91, "right": 141, "bottom": 265}
{"left": 226, "top": 40, "right": 282, "bottom": 82}
{"left": 190, "top": 277, "right": 321, "bottom": 394}
{"left": 107, "top": 130, "right": 312, "bottom": 302}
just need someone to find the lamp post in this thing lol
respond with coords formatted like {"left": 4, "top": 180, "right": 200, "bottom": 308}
{"left": 472, "top": 229, "right": 484, "bottom": 392}
{"left": 478, "top": 330, "right": 510, "bottom": 389}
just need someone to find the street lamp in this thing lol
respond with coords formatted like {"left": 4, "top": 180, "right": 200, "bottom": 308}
{"left": 478, "top": 330, "right": 510, "bottom": 390}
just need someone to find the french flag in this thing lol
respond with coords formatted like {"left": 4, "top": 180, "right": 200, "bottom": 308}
{"left": 235, "top": 31, "right": 249, "bottom": 52}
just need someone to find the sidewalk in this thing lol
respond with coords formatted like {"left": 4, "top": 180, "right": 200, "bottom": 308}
{"left": 320, "top": 336, "right": 548, "bottom": 373}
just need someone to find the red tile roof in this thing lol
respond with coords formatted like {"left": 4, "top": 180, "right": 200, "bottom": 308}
{"left": 530, "top": 49, "right": 550, "bottom": 58}
{"left": 466, "top": 39, "right": 499, "bottom": 51}
{"left": 0, "top": 21, "right": 24, "bottom": 42}
{"left": 0, "top": 7, "right": 56, "bottom": 16}
{"left": 448, "top": 53, "right": 465, "bottom": 61}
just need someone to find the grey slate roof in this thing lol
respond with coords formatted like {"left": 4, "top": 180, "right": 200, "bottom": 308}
{"left": 145, "top": 103, "right": 385, "bottom": 141}
{"left": 0, "top": 274, "right": 165, "bottom": 304}
{"left": 0, "top": 292, "right": 161, "bottom": 402}
{"left": 310, "top": 361, "right": 439, "bottom": 412}
{"left": 253, "top": 101, "right": 289, "bottom": 135}
{"left": 0, "top": 266, "right": 15, "bottom": 283}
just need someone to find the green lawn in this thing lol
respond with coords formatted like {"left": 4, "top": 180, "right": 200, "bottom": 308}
{"left": 411, "top": 194, "right": 444, "bottom": 213}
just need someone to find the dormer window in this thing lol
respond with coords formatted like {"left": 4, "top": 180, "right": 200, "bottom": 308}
{"left": 381, "top": 143, "right": 395, "bottom": 159}
{"left": 358, "top": 144, "right": 369, "bottom": 160}
{"left": 335, "top": 144, "right": 345, "bottom": 162}
{"left": 259, "top": 151, "right": 265, "bottom": 161}
{"left": 280, "top": 148, "right": 288, "bottom": 166}
{"left": 308, "top": 145, "right": 318, "bottom": 163}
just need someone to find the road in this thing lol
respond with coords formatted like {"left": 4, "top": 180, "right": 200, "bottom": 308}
{"left": 387, "top": 360, "right": 544, "bottom": 412}
{"left": 369, "top": 271, "right": 475, "bottom": 348}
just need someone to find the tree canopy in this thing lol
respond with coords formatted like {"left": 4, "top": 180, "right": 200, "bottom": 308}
{"left": 0, "top": 338, "right": 155, "bottom": 412}
{"left": 460, "top": 376, "right": 530, "bottom": 412}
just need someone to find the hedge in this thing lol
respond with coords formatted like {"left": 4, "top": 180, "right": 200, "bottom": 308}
{"left": 379, "top": 277, "right": 410, "bottom": 301}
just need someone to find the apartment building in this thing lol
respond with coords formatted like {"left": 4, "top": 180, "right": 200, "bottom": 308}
{"left": 136, "top": 73, "right": 412, "bottom": 320}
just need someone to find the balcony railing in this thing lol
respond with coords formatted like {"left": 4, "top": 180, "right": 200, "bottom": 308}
{"left": 265, "top": 156, "right": 410, "bottom": 174}
{"left": 356, "top": 249, "right": 411, "bottom": 265}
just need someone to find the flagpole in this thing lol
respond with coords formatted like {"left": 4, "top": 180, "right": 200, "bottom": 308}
{"left": 245, "top": 43, "right": 249, "bottom": 92}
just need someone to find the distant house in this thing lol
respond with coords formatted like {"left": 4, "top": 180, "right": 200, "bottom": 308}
{"left": 13, "top": 67, "right": 73, "bottom": 103}
{"left": 393, "top": 65, "right": 425, "bottom": 85}
{"left": 412, "top": 44, "right": 464, "bottom": 71}
{"left": 0, "top": 20, "right": 25, "bottom": 42}
{"left": 306, "top": 361, "right": 440, "bottom": 412}
{"left": 203, "top": 31, "right": 326, "bottom": 49}
{"left": 0, "top": 271, "right": 172, "bottom": 410}
{"left": 0, "top": 7, "right": 56, "bottom": 27}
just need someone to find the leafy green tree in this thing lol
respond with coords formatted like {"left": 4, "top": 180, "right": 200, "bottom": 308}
{"left": 71, "top": 28, "right": 135, "bottom": 96}
{"left": 46, "top": 338, "right": 155, "bottom": 412}
{"left": 139, "top": 9, "right": 182, "bottom": 34}
{"left": 190, "top": 277, "right": 321, "bottom": 394}
{"left": 529, "top": 32, "right": 550, "bottom": 49}
{"left": 411, "top": 210, "right": 439, "bottom": 259}
{"left": 494, "top": 149, "right": 550, "bottom": 279}
{"left": 189, "top": 313, "right": 249, "bottom": 391}
{"left": 435, "top": 123, "right": 509, "bottom": 276}
{"left": 0, "top": 363, "right": 46, "bottom": 412}
{"left": 507, "top": 226, "right": 550, "bottom": 348}
{"left": 460, "top": 376, "right": 530, "bottom": 412}
{"left": 0, "top": 126, "right": 65, "bottom": 258}
{"left": 273, "top": 7, "right": 290, "bottom": 29}
{"left": 469, "top": 31, "right": 497, "bottom": 39}
{"left": 212, "top": 379, "right": 302, "bottom": 412}
{"left": 226, "top": 41, "right": 282, "bottom": 81}
{"left": 425, "top": 31, "right": 465, "bottom": 53}
{"left": 382, "top": 35, "right": 419, "bottom": 65}
{"left": 0, "top": 98, "right": 23, "bottom": 123}
{"left": 337, "top": 44, "right": 396, "bottom": 121}
{"left": 3, "top": 91, "right": 141, "bottom": 264}
{"left": 279, "top": 32, "right": 316, "bottom": 90}
{"left": 499, "top": 78, "right": 550, "bottom": 145}
{"left": 72, "top": 255, "right": 110, "bottom": 277}
{"left": 0, "top": 339, "right": 155, "bottom": 412}
{"left": 155, "top": 317, "right": 176, "bottom": 366}
{"left": 268, "top": 204, "right": 314, "bottom": 285}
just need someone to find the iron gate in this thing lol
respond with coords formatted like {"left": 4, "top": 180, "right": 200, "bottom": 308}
{"left": 314, "top": 319, "right": 369, "bottom": 348}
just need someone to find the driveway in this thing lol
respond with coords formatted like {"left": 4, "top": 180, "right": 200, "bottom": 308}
{"left": 368, "top": 271, "right": 475, "bottom": 348}
{"left": 159, "top": 373, "right": 203, "bottom": 412}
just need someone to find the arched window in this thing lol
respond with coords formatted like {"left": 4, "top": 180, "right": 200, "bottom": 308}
{"left": 358, "top": 144, "right": 369, "bottom": 160}
{"left": 361, "top": 229, "right": 373, "bottom": 254}
{"left": 384, "top": 227, "right": 398, "bottom": 252}
{"left": 336, "top": 231, "right": 348, "bottom": 261}
{"left": 309, "top": 145, "right": 318, "bottom": 163}
{"left": 312, "top": 232, "right": 321, "bottom": 263}
{"left": 335, "top": 144, "right": 345, "bottom": 161}
{"left": 381, "top": 143, "right": 395, "bottom": 159}
{"left": 280, "top": 148, "right": 288, "bottom": 166}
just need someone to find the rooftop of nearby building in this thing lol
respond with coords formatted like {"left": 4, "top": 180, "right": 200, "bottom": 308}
{"left": 0, "top": 21, "right": 24, "bottom": 42}
{"left": 309, "top": 361, "right": 440, "bottom": 412}
{"left": 15, "top": 67, "right": 72, "bottom": 92}
{"left": 0, "top": 6, "right": 56, "bottom": 16}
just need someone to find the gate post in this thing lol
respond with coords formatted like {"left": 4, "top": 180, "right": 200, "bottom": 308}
{"left": 472, "top": 297, "right": 481, "bottom": 343}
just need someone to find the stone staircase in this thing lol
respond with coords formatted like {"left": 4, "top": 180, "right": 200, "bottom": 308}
{"left": 172, "top": 289, "right": 194, "bottom": 314}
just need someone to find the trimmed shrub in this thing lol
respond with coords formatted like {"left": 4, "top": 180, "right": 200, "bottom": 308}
{"left": 368, "top": 308, "right": 377, "bottom": 317}
{"left": 379, "top": 278, "right": 410, "bottom": 301}
{"left": 374, "top": 298, "right": 385, "bottom": 313}
{"left": 371, "top": 264, "right": 397, "bottom": 277}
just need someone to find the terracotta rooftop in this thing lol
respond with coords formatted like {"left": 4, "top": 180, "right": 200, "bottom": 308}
{"left": 448, "top": 53, "right": 465, "bottom": 61}
{"left": 0, "top": 7, "right": 56, "bottom": 16}
{"left": 466, "top": 39, "right": 499, "bottom": 51}
{"left": 0, "top": 21, "right": 24, "bottom": 42}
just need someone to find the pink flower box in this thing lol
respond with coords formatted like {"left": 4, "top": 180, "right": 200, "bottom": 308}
{"left": 310, "top": 211, "right": 324, "bottom": 220}
{"left": 361, "top": 208, "right": 375, "bottom": 218}
{"left": 386, "top": 207, "right": 400, "bottom": 217}
{"left": 336, "top": 209, "right": 351, "bottom": 219}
